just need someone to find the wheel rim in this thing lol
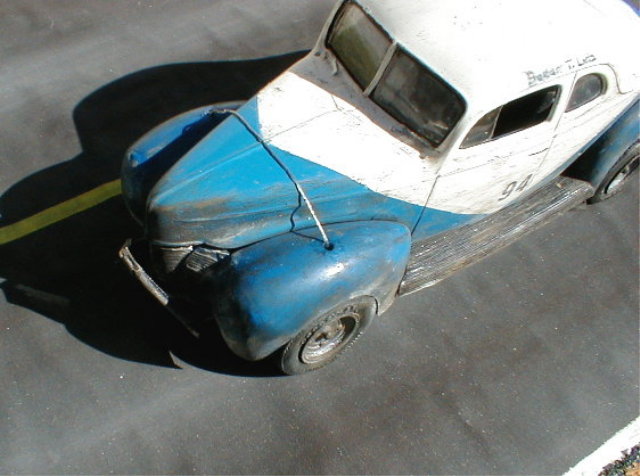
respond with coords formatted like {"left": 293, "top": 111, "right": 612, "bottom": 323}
{"left": 300, "top": 313, "right": 358, "bottom": 364}
{"left": 604, "top": 157, "right": 638, "bottom": 196}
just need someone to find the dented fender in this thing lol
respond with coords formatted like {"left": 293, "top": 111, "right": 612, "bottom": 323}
{"left": 206, "top": 221, "right": 412, "bottom": 361}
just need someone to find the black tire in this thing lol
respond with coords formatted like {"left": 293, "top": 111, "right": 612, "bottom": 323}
{"left": 588, "top": 142, "right": 639, "bottom": 203}
{"left": 279, "top": 297, "right": 376, "bottom": 375}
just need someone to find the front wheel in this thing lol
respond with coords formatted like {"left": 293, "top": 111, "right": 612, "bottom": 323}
{"left": 588, "top": 142, "right": 639, "bottom": 203}
{"left": 279, "top": 298, "right": 376, "bottom": 375}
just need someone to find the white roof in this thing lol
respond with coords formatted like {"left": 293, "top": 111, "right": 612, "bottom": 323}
{"left": 355, "top": 0, "right": 639, "bottom": 106}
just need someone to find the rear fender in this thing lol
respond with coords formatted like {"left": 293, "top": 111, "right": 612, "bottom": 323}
{"left": 565, "top": 98, "right": 639, "bottom": 187}
{"left": 207, "top": 221, "right": 411, "bottom": 361}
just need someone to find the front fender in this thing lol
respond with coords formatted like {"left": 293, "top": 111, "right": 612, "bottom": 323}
{"left": 208, "top": 221, "right": 411, "bottom": 361}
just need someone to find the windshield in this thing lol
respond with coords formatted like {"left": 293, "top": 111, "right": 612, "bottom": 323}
{"left": 327, "top": 1, "right": 465, "bottom": 147}
{"left": 327, "top": 2, "right": 391, "bottom": 89}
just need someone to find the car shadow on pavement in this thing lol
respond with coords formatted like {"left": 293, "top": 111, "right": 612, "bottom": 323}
{"left": 0, "top": 52, "right": 307, "bottom": 377}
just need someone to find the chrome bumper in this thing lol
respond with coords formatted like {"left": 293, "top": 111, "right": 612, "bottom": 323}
{"left": 118, "top": 239, "right": 199, "bottom": 336}
{"left": 119, "top": 239, "right": 169, "bottom": 306}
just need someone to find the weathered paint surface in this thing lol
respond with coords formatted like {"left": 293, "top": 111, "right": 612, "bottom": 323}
{"left": 206, "top": 221, "right": 411, "bottom": 360}
{"left": 122, "top": 105, "right": 235, "bottom": 222}
{"left": 122, "top": 0, "right": 640, "bottom": 249}
{"left": 258, "top": 69, "right": 439, "bottom": 208}
{"left": 350, "top": 0, "right": 639, "bottom": 104}
{"left": 139, "top": 95, "right": 480, "bottom": 249}
{"left": 120, "top": 0, "right": 640, "bottom": 362}
{"left": 566, "top": 99, "right": 640, "bottom": 186}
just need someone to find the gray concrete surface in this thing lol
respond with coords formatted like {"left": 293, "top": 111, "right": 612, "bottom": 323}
{"left": 0, "top": 1, "right": 638, "bottom": 474}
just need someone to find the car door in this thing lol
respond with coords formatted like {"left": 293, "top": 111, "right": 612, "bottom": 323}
{"left": 426, "top": 84, "right": 564, "bottom": 217}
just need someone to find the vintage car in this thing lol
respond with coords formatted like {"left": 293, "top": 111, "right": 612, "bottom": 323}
{"left": 120, "top": 0, "right": 639, "bottom": 374}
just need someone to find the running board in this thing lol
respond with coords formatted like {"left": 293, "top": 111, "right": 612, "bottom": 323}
{"left": 398, "top": 177, "right": 594, "bottom": 296}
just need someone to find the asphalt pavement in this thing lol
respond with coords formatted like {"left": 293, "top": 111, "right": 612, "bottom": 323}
{"left": 1, "top": 1, "right": 638, "bottom": 474}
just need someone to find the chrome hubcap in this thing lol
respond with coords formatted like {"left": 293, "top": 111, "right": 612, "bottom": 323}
{"left": 300, "top": 314, "right": 357, "bottom": 364}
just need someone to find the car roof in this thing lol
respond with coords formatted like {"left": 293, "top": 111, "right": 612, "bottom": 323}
{"left": 355, "top": 0, "right": 639, "bottom": 107}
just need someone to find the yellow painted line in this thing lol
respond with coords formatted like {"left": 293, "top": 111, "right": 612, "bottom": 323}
{"left": 0, "top": 179, "right": 122, "bottom": 245}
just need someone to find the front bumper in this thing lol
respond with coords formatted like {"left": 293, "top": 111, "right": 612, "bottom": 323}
{"left": 119, "top": 239, "right": 169, "bottom": 306}
{"left": 118, "top": 239, "right": 201, "bottom": 337}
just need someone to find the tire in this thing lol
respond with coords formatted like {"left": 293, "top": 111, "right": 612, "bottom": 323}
{"left": 588, "top": 142, "right": 639, "bottom": 203}
{"left": 279, "top": 297, "right": 376, "bottom": 375}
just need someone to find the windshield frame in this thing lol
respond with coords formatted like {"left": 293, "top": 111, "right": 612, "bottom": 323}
{"left": 325, "top": 0, "right": 466, "bottom": 149}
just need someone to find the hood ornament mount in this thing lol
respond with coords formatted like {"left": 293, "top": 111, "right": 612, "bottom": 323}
{"left": 214, "top": 107, "right": 333, "bottom": 250}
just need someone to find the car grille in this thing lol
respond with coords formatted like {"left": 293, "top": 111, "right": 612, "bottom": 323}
{"left": 151, "top": 244, "right": 229, "bottom": 279}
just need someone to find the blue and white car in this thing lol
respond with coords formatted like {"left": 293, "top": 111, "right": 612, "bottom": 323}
{"left": 120, "top": 0, "right": 639, "bottom": 374}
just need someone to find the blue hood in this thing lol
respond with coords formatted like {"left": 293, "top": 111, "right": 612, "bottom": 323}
{"left": 126, "top": 99, "right": 424, "bottom": 249}
{"left": 122, "top": 105, "right": 231, "bottom": 222}
{"left": 146, "top": 101, "right": 298, "bottom": 248}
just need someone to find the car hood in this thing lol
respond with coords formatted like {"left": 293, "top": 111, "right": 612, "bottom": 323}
{"left": 141, "top": 65, "right": 432, "bottom": 248}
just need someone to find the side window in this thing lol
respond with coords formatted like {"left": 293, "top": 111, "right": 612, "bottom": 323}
{"left": 566, "top": 74, "right": 605, "bottom": 112}
{"left": 461, "top": 86, "right": 560, "bottom": 148}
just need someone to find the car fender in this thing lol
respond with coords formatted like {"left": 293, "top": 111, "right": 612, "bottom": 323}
{"left": 566, "top": 98, "right": 639, "bottom": 188}
{"left": 207, "top": 221, "right": 412, "bottom": 361}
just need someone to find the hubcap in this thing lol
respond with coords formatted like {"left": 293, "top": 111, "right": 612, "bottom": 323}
{"left": 300, "top": 314, "right": 357, "bottom": 364}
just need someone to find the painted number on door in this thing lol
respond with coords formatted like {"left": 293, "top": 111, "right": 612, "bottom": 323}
{"left": 499, "top": 174, "right": 533, "bottom": 201}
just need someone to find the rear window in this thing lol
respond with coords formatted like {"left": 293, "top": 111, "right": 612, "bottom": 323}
{"left": 566, "top": 74, "right": 605, "bottom": 112}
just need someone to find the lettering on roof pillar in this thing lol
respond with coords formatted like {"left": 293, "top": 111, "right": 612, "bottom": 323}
{"left": 525, "top": 54, "right": 597, "bottom": 87}
{"left": 526, "top": 66, "right": 563, "bottom": 88}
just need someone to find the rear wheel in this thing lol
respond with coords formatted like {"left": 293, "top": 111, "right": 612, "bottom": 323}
{"left": 279, "top": 298, "right": 375, "bottom": 375}
{"left": 588, "top": 142, "right": 639, "bottom": 203}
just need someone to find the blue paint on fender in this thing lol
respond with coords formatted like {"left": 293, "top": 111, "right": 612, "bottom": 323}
{"left": 207, "top": 221, "right": 411, "bottom": 360}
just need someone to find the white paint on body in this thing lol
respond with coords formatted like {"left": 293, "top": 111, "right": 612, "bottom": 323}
{"left": 355, "top": 0, "right": 639, "bottom": 107}
{"left": 259, "top": 71, "right": 438, "bottom": 207}
{"left": 251, "top": 0, "right": 639, "bottom": 216}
